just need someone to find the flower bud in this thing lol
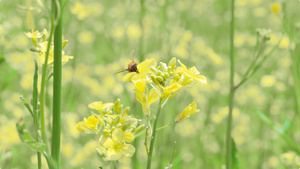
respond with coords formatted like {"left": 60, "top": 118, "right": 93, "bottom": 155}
{"left": 162, "top": 72, "right": 170, "bottom": 79}
{"left": 113, "top": 99, "right": 120, "bottom": 112}
{"left": 159, "top": 62, "right": 168, "bottom": 71}
{"left": 123, "top": 107, "right": 130, "bottom": 116}
{"left": 112, "top": 116, "right": 120, "bottom": 126}
{"left": 151, "top": 75, "right": 160, "bottom": 85}
{"left": 157, "top": 70, "right": 162, "bottom": 76}
{"left": 30, "top": 47, "right": 41, "bottom": 53}
{"left": 156, "top": 76, "right": 164, "bottom": 82}
{"left": 150, "top": 66, "right": 157, "bottom": 73}
{"left": 62, "top": 40, "right": 68, "bottom": 48}
{"left": 117, "top": 105, "right": 123, "bottom": 114}
{"left": 136, "top": 124, "right": 145, "bottom": 133}
{"left": 103, "top": 129, "right": 110, "bottom": 136}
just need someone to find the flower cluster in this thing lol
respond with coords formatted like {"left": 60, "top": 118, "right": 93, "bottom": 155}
{"left": 25, "top": 29, "right": 73, "bottom": 66}
{"left": 122, "top": 56, "right": 207, "bottom": 121}
{"left": 77, "top": 99, "right": 143, "bottom": 161}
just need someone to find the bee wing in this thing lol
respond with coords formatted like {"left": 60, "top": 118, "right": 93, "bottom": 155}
{"left": 129, "top": 50, "right": 135, "bottom": 62}
{"left": 114, "top": 68, "right": 128, "bottom": 75}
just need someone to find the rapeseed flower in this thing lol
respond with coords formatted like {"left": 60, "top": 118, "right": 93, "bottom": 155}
{"left": 77, "top": 115, "right": 101, "bottom": 134}
{"left": 99, "top": 128, "right": 135, "bottom": 161}
{"left": 175, "top": 101, "right": 199, "bottom": 123}
{"left": 77, "top": 99, "right": 143, "bottom": 161}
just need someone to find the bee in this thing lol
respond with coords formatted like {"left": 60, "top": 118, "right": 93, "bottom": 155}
{"left": 114, "top": 50, "right": 139, "bottom": 74}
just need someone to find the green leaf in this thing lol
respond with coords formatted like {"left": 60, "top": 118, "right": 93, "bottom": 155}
{"left": 26, "top": 142, "right": 46, "bottom": 153}
{"left": 255, "top": 110, "right": 300, "bottom": 155}
{"left": 16, "top": 119, "right": 35, "bottom": 143}
{"left": 16, "top": 120, "right": 46, "bottom": 153}
{"left": 20, "top": 95, "right": 34, "bottom": 118}
{"left": 231, "top": 138, "right": 239, "bottom": 169}
{"left": 282, "top": 119, "right": 291, "bottom": 134}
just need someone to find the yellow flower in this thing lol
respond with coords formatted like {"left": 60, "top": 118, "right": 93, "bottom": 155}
{"left": 271, "top": 3, "right": 280, "bottom": 16}
{"left": 161, "top": 81, "right": 182, "bottom": 100}
{"left": 88, "top": 101, "right": 114, "bottom": 115}
{"left": 122, "top": 58, "right": 157, "bottom": 82}
{"left": 38, "top": 41, "right": 74, "bottom": 67}
{"left": 176, "top": 60, "right": 207, "bottom": 85}
{"left": 175, "top": 101, "right": 199, "bottom": 123}
{"left": 25, "top": 29, "right": 43, "bottom": 46}
{"left": 100, "top": 128, "right": 135, "bottom": 161}
{"left": 77, "top": 115, "right": 100, "bottom": 133}
{"left": 136, "top": 88, "right": 159, "bottom": 116}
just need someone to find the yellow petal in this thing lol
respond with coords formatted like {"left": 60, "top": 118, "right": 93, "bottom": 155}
{"left": 106, "top": 148, "right": 122, "bottom": 161}
{"left": 137, "top": 58, "right": 157, "bottom": 73}
{"left": 193, "top": 75, "right": 207, "bottom": 84}
{"left": 125, "top": 132, "right": 135, "bottom": 142}
{"left": 76, "top": 122, "right": 84, "bottom": 131}
{"left": 177, "top": 60, "right": 188, "bottom": 72}
{"left": 120, "top": 144, "right": 135, "bottom": 157}
{"left": 148, "top": 88, "right": 159, "bottom": 105}
{"left": 175, "top": 113, "right": 186, "bottom": 123}
{"left": 122, "top": 72, "right": 136, "bottom": 82}
{"left": 112, "top": 128, "right": 125, "bottom": 142}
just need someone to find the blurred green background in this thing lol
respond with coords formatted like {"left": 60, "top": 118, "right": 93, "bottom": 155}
{"left": 0, "top": 0, "right": 300, "bottom": 168}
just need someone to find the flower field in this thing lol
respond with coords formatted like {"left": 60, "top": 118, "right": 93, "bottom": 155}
{"left": 0, "top": 0, "right": 300, "bottom": 169}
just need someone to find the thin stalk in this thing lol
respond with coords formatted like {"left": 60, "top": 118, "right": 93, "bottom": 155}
{"left": 51, "top": 0, "right": 63, "bottom": 167}
{"left": 226, "top": 0, "right": 235, "bottom": 168}
{"left": 139, "top": 0, "right": 145, "bottom": 61}
{"left": 156, "top": 122, "right": 174, "bottom": 131}
{"left": 146, "top": 98, "right": 163, "bottom": 169}
{"left": 37, "top": 152, "right": 42, "bottom": 169}
{"left": 40, "top": 24, "right": 54, "bottom": 154}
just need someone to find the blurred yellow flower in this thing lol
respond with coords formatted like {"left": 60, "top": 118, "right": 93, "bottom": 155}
{"left": 112, "top": 27, "right": 125, "bottom": 40}
{"left": 100, "top": 128, "right": 135, "bottom": 161}
{"left": 161, "top": 81, "right": 182, "bottom": 100}
{"left": 88, "top": 101, "right": 114, "bottom": 115}
{"left": 127, "top": 24, "right": 142, "bottom": 39}
{"left": 77, "top": 115, "right": 100, "bottom": 133}
{"left": 177, "top": 60, "right": 207, "bottom": 85}
{"left": 271, "top": 3, "right": 281, "bottom": 16}
{"left": 71, "top": 2, "right": 104, "bottom": 20}
{"left": 175, "top": 101, "right": 199, "bottom": 123}
{"left": 25, "top": 29, "right": 43, "bottom": 46}
{"left": 38, "top": 41, "right": 74, "bottom": 67}
{"left": 77, "top": 30, "right": 95, "bottom": 44}
{"left": 260, "top": 75, "right": 276, "bottom": 87}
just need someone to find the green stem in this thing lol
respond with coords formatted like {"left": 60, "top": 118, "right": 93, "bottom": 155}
{"left": 51, "top": 0, "right": 63, "bottom": 168}
{"left": 146, "top": 98, "right": 163, "bottom": 169}
{"left": 226, "top": 0, "right": 235, "bottom": 168}
{"left": 37, "top": 152, "right": 42, "bottom": 169}
{"left": 40, "top": 24, "right": 54, "bottom": 154}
